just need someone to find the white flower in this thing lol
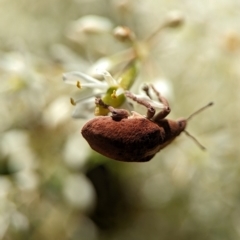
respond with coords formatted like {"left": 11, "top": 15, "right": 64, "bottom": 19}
{"left": 63, "top": 70, "right": 166, "bottom": 119}
{"left": 66, "top": 15, "right": 114, "bottom": 43}
{"left": 69, "top": 15, "right": 113, "bottom": 34}
{"left": 62, "top": 70, "right": 125, "bottom": 118}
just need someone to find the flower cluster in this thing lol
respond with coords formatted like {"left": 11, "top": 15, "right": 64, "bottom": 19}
{"left": 63, "top": 70, "right": 165, "bottom": 119}
{"left": 62, "top": 11, "right": 183, "bottom": 119}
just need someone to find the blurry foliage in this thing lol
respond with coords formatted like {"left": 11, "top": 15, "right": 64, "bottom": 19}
{"left": 0, "top": 0, "right": 240, "bottom": 240}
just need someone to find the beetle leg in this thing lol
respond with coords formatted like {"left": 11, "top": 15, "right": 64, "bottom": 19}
{"left": 95, "top": 97, "right": 129, "bottom": 121}
{"left": 150, "top": 84, "right": 171, "bottom": 120}
{"left": 95, "top": 98, "right": 108, "bottom": 109}
{"left": 142, "top": 84, "right": 152, "bottom": 99}
{"left": 125, "top": 91, "right": 155, "bottom": 119}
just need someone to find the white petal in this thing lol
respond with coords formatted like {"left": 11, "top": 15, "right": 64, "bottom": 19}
{"left": 69, "top": 87, "right": 105, "bottom": 118}
{"left": 96, "top": 70, "right": 118, "bottom": 86}
{"left": 80, "top": 82, "right": 107, "bottom": 88}
{"left": 63, "top": 71, "right": 108, "bottom": 88}
{"left": 116, "top": 88, "right": 125, "bottom": 96}
{"left": 72, "top": 97, "right": 96, "bottom": 119}
{"left": 88, "top": 58, "right": 113, "bottom": 77}
{"left": 73, "top": 88, "right": 105, "bottom": 104}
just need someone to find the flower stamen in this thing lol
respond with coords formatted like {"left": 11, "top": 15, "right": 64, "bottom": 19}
{"left": 111, "top": 90, "right": 117, "bottom": 99}
{"left": 76, "top": 81, "right": 81, "bottom": 89}
{"left": 70, "top": 98, "right": 76, "bottom": 106}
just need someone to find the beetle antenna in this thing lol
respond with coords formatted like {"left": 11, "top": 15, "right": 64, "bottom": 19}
{"left": 183, "top": 102, "right": 213, "bottom": 150}
{"left": 187, "top": 102, "right": 214, "bottom": 121}
{"left": 183, "top": 130, "right": 206, "bottom": 150}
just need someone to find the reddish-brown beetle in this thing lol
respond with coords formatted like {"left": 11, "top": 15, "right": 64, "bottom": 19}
{"left": 82, "top": 85, "right": 213, "bottom": 162}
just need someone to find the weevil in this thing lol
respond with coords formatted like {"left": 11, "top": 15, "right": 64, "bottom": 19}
{"left": 81, "top": 85, "right": 213, "bottom": 162}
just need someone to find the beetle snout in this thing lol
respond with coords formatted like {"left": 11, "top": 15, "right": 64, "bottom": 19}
{"left": 177, "top": 118, "right": 187, "bottom": 131}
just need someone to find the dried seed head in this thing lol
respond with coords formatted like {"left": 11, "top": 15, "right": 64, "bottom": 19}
{"left": 113, "top": 26, "right": 135, "bottom": 42}
{"left": 165, "top": 11, "right": 184, "bottom": 28}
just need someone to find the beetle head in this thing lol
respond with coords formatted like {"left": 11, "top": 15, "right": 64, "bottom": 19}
{"left": 176, "top": 118, "right": 187, "bottom": 132}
